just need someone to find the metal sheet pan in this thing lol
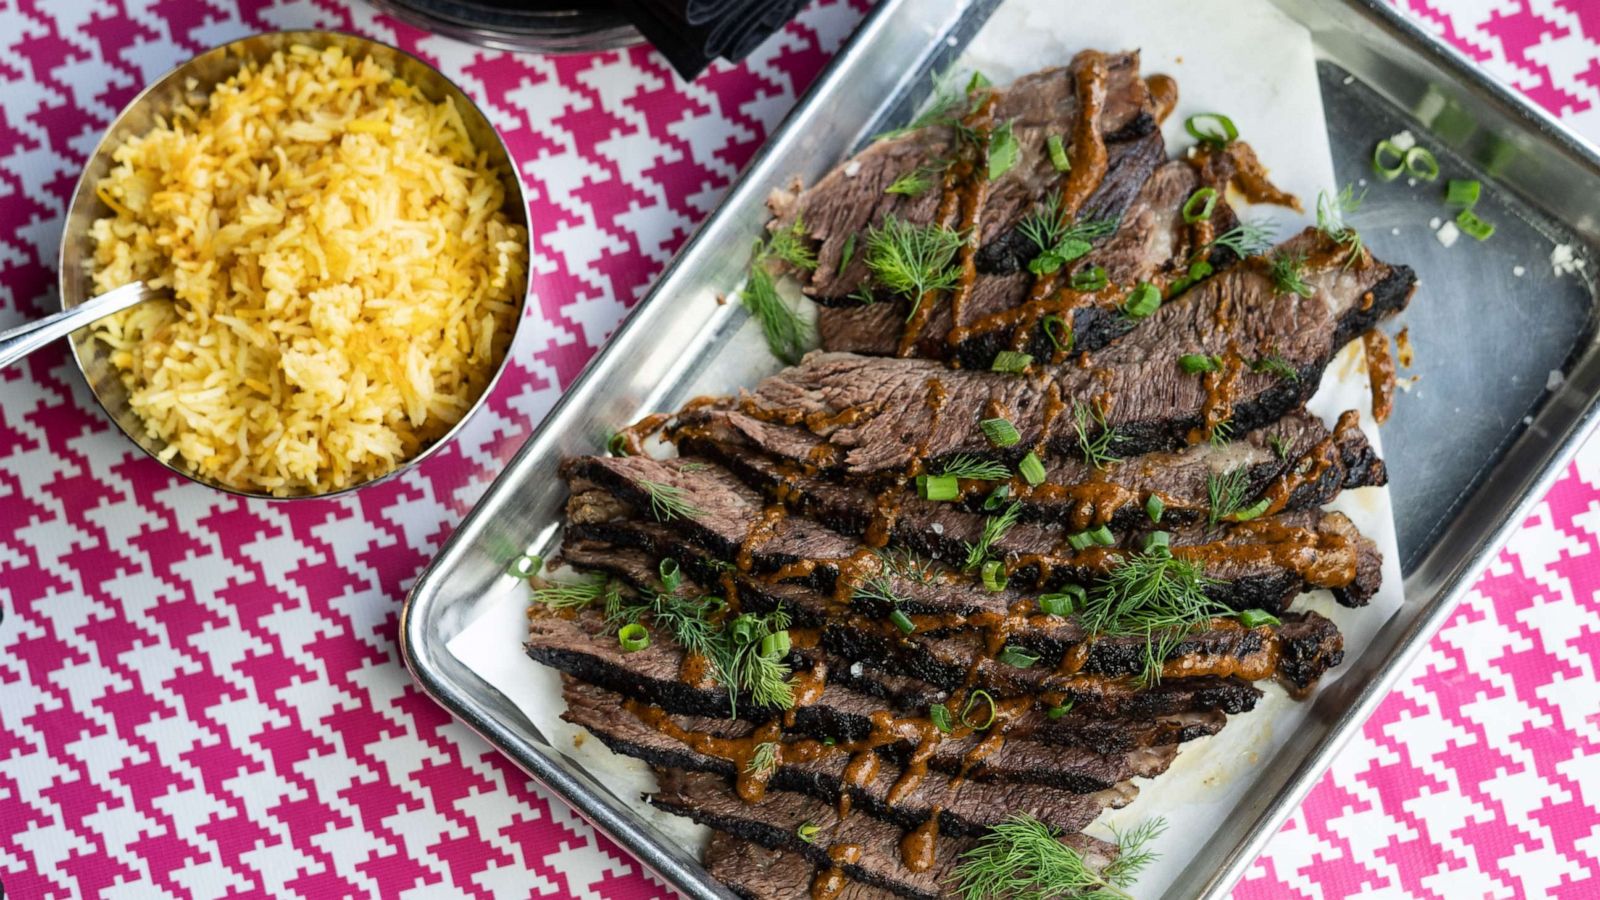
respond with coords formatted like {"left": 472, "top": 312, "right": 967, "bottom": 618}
{"left": 400, "top": 1, "right": 1600, "bottom": 897}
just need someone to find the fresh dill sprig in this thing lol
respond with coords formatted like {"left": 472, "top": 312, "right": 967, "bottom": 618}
{"left": 951, "top": 814, "right": 1165, "bottom": 900}
{"left": 937, "top": 453, "right": 1012, "bottom": 481}
{"left": 1018, "top": 196, "right": 1120, "bottom": 275}
{"left": 741, "top": 219, "right": 816, "bottom": 364}
{"left": 746, "top": 741, "right": 779, "bottom": 777}
{"left": 853, "top": 571, "right": 906, "bottom": 610}
{"left": 1206, "top": 467, "right": 1253, "bottom": 527}
{"left": 863, "top": 215, "right": 964, "bottom": 318}
{"left": 1267, "top": 434, "right": 1291, "bottom": 459}
{"left": 1072, "top": 403, "right": 1122, "bottom": 471}
{"left": 887, "top": 165, "right": 940, "bottom": 198}
{"left": 1316, "top": 185, "right": 1367, "bottom": 269}
{"left": 715, "top": 610, "right": 795, "bottom": 713}
{"left": 1018, "top": 196, "right": 1071, "bottom": 252}
{"left": 1102, "top": 818, "right": 1169, "bottom": 886}
{"left": 1081, "top": 549, "right": 1231, "bottom": 683}
{"left": 964, "top": 502, "right": 1021, "bottom": 571}
{"left": 532, "top": 574, "right": 611, "bottom": 610}
{"left": 1207, "top": 219, "right": 1278, "bottom": 259}
{"left": 1208, "top": 419, "right": 1233, "bottom": 447}
{"left": 1268, "top": 250, "right": 1313, "bottom": 296}
{"left": 1251, "top": 355, "right": 1299, "bottom": 382}
{"left": 876, "top": 67, "right": 970, "bottom": 140}
{"left": 878, "top": 546, "right": 937, "bottom": 585}
{"left": 638, "top": 479, "right": 702, "bottom": 522}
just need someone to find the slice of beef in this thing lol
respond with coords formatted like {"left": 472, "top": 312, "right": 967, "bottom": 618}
{"left": 781, "top": 51, "right": 1155, "bottom": 302}
{"left": 563, "top": 454, "right": 1383, "bottom": 608}
{"left": 680, "top": 406, "right": 1385, "bottom": 532}
{"left": 560, "top": 538, "right": 1346, "bottom": 698}
{"left": 737, "top": 229, "right": 1415, "bottom": 475}
{"left": 652, "top": 770, "right": 1121, "bottom": 900}
{"left": 526, "top": 607, "right": 1232, "bottom": 789}
{"left": 560, "top": 678, "right": 1135, "bottom": 837}
{"left": 704, "top": 834, "right": 898, "bottom": 900}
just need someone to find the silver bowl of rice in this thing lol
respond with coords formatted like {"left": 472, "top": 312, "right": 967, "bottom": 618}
{"left": 59, "top": 31, "right": 532, "bottom": 499}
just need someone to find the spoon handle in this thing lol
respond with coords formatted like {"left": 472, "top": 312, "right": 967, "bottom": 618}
{"left": 0, "top": 281, "right": 158, "bottom": 370}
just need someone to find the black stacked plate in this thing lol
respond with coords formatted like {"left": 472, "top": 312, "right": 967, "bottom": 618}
{"left": 366, "top": 0, "right": 639, "bottom": 53}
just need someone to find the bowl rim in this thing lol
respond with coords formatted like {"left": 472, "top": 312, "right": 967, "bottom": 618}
{"left": 57, "top": 28, "right": 534, "bottom": 502}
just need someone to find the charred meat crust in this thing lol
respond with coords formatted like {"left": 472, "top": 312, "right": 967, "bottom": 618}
{"left": 705, "top": 834, "right": 899, "bottom": 900}
{"left": 652, "top": 769, "right": 1121, "bottom": 900}
{"left": 560, "top": 677, "right": 1136, "bottom": 837}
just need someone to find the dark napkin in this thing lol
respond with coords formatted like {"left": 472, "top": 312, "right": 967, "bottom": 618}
{"left": 608, "top": 0, "right": 811, "bottom": 79}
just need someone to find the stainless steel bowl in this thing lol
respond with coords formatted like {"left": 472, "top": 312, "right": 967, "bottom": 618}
{"left": 58, "top": 30, "right": 533, "bottom": 500}
{"left": 365, "top": 0, "right": 639, "bottom": 54}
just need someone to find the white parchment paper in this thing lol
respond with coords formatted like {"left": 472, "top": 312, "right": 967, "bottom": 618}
{"left": 448, "top": 0, "right": 1405, "bottom": 894}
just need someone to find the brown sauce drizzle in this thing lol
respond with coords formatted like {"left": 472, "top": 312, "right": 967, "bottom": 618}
{"left": 900, "top": 814, "right": 941, "bottom": 872}
{"left": 1190, "top": 350, "right": 1245, "bottom": 444}
{"left": 615, "top": 413, "right": 672, "bottom": 456}
{"left": 1258, "top": 410, "right": 1362, "bottom": 517}
{"left": 1396, "top": 327, "right": 1414, "bottom": 368}
{"left": 1145, "top": 74, "right": 1179, "bottom": 124}
{"left": 810, "top": 844, "right": 864, "bottom": 900}
{"left": 1362, "top": 329, "right": 1396, "bottom": 424}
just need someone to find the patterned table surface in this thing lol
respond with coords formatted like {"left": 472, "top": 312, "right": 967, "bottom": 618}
{"left": 0, "top": 1, "right": 1596, "bottom": 898}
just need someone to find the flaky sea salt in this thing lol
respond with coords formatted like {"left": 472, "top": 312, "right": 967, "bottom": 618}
{"left": 1390, "top": 130, "right": 1417, "bottom": 151}
{"left": 1429, "top": 217, "right": 1442, "bottom": 229}
{"left": 844, "top": 160, "right": 861, "bottom": 177}
{"left": 1434, "top": 221, "right": 1459, "bottom": 248}
{"left": 1552, "top": 243, "right": 1582, "bottom": 277}
{"left": 1513, "top": 265, "right": 1526, "bottom": 277}
{"left": 1547, "top": 369, "right": 1566, "bottom": 391}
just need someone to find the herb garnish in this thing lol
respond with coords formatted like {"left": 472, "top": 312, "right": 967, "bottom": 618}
{"left": 1316, "top": 185, "right": 1366, "bottom": 269}
{"left": 1079, "top": 548, "right": 1231, "bottom": 684}
{"left": 532, "top": 574, "right": 613, "bottom": 610}
{"left": 746, "top": 741, "right": 779, "bottom": 777}
{"left": 1018, "top": 197, "right": 1119, "bottom": 275}
{"left": 1267, "top": 434, "right": 1291, "bottom": 459}
{"left": 1251, "top": 355, "right": 1299, "bottom": 382}
{"left": 988, "top": 119, "right": 1020, "bottom": 180}
{"left": 1206, "top": 467, "right": 1253, "bottom": 527}
{"left": 951, "top": 814, "right": 1166, "bottom": 900}
{"left": 1207, "top": 219, "right": 1278, "bottom": 259}
{"left": 1071, "top": 402, "right": 1122, "bottom": 471}
{"left": 637, "top": 478, "right": 702, "bottom": 522}
{"left": 886, "top": 165, "right": 938, "bottom": 197}
{"left": 875, "top": 67, "right": 970, "bottom": 140}
{"left": 964, "top": 502, "right": 1021, "bottom": 571}
{"left": 1268, "top": 250, "right": 1313, "bottom": 296}
{"left": 741, "top": 218, "right": 816, "bottom": 364}
{"left": 1209, "top": 419, "right": 1234, "bottom": 447}
{"left": 862, "top": 215, "right": 964, "bottom": 318}
{"left": 938, "top": 453, "right": 1012, "bottom": 481}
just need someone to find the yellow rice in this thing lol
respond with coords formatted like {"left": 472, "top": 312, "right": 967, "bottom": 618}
{"left": 90, "top": 44, "right": 528, "bottom": 496}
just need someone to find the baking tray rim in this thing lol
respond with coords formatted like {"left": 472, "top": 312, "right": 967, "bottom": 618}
{"left": 400, "top": 1, "right": 1600, "bottom": 897}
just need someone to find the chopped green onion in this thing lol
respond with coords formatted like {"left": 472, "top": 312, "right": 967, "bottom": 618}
{"left": 838, "top": 232, "right": 857, "bottom": 271}
{"left": 607, "top": 432, "right": 629, "bottom": 456}
{"left": 1047, "top": 134, "right": 1070, "bottom": 172}
{"left": 1069, "top": 266, "right": 1108, "bottom": 292}
{"left": 1179, "top": 353, "right": 1221, "bottom": 374}
{"left": 1238, "top": 609, "right": 1282, "bottom": 628}
{"left": 988, "top": 118, "right": 1020, "bottom": 181}
{"left": 761, "top": 630, "right": 791, "bottom": 658}
{"left": 1146, "top": 494, "right": 1165, "bottom": 523}
{"left": 508, "top": 554, "right": 542, "bottom": 578}
{"left": 1446, "top": 179, "right": 1481, "bottom": 207}
{"left": 960, "top": 690, "right": 997, "bottom": 730}
{"left": 1185, "top": 113, "right": 1238, "bottom": 149}
{"left": 1018, "top": 451, "right": 1046, "bottom": 486}
{"left": 1234, "top": 497, "right": 1271, "bottom": 522}
{"left": 1041, "top": 314, "right": 1072, "bottom": 353}
{"left": 618, "top": 623, "right": 650, "bottom": 653}
{"left": 1038, "top": 588, "right": 1081, "bottom": 617}
{"left": 797, "top": 823, "right": 821, "bottom": 844}
{"left": 1372, "top": 139, "right": 1406, "bottom": 181}
{"left": 1141, "top": 531, "right": 1171, "bottom": 554}
{"left": 1182, "top": 187, "right": 1219, "bottom": 223}
{"left": 1404, "top": 146, "right": 1440, "bottom": 181}
{"left": 1122, "top": 282, "right": 1161, "bottom": 319}
{"left": 991, "top": 351, "right": 1033, "bottom": 373}
{"left": 929, "top": 704, "right": 953, "bottom": 733}
{"left": 1067, "top": 531, "right": 1094, "bottom": 552}
{"left": 918, "top": 473, "right": 960, "bottom": 501}
{"left": 980, "top": 418, "right": 1021, "bottom": 448}
{"left": 997, "top": 646, "right": 1039, "bottom": 668}
{"left": 981, "top": 560, "right": 1009, "bottom": 592}
{"left": 1046, "top": 702, "right": 1073, "bottom": 720}
{"left": 730, "top": 615, "right": 757, "bottom": 644}
{"left": 966, "top": 70, "right": 991, "bottom": 93}
{"left": 1086, "top": 524, "right": 1115, "bottom": 547}
{"left": 823, "top": 737, "right": 836, "bottom": 747}
{"left": 1456, "top": 209, "right": 1495, "bottom": 241}
{"left": 889, "top": 609, "right": 916, "bottom": 635}
{"left": 659, "top": 558, "right": 681, "bottom": 592}
{"left": 983, "top": 484, "right": 1011, "bottom": 511}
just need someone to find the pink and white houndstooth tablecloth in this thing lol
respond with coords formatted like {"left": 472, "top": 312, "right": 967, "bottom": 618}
{"left": 0, "top": 1, "right": 1596, "bottom": 898}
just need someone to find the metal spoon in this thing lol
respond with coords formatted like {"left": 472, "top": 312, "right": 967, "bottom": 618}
{"left": 0, "top": 282, "right": 160, "bottom": 370}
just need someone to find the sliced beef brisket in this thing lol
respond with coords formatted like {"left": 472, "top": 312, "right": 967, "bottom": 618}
{"left": 704, "top": 834, "right": 897, "bottom": 900}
